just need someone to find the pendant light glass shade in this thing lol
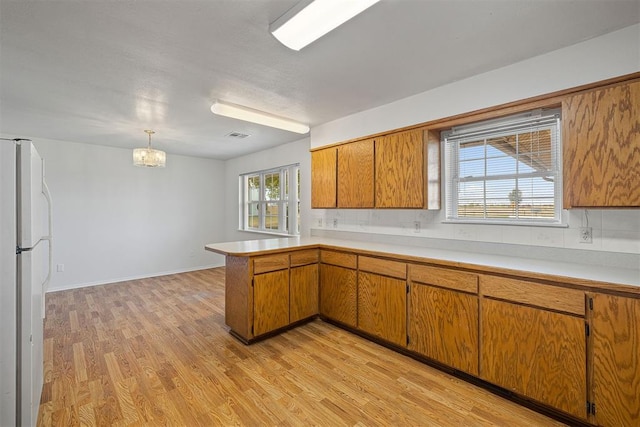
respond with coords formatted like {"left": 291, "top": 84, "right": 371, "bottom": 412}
{"left": 133, "top": 130, "right": 166, "bottom": 168}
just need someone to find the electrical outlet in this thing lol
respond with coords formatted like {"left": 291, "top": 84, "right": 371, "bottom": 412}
{"left": 56, "top": 264, "right": 64, "bottom": 272}
{"left": 414, "top": 221, "right": 421, "bottom": 233}
{"left": 333, "top": 218, "right": 338, "bottom": 228}
{"left": 579, "top": 227, "right": 593, "bottom": 244}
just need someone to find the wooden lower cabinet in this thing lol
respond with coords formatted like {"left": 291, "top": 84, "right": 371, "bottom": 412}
{"left": 319, "top": 264, "right": 357, "bottom": 327}
{"left": 480, "top": 298, "right": 587, "bottom": 419}
{"left": 409, "top": 283, "right": 478, "bottom": 375}
{"left": 290, "top": 264, "right": 319, "bottom": 323}
{"left": 590, "top": 293, "right": 640, "bottom": 427}
{"left": 223, "top": 246, "right": 640, "bottom": 424}
{"left": 253, "top": 269, "right": 290, "bottom": 337}
{"left": 357, "top": 272, "right": 407, "bottom": 346}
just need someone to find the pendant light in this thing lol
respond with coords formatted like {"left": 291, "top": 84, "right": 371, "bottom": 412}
{"left": 133, "top": 129, "right": 166, "bottom": 168}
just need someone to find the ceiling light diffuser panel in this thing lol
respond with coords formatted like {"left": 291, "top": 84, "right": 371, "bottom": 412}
{"left": 210, "top": 101, "right": 310, "bottom": 134}
{"left": 270, "top": 0, "right": 380, "bottom": 51}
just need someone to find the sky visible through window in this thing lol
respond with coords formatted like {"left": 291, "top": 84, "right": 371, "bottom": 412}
{"left": 454, "top": 130, "right": 555, "bottom": 220}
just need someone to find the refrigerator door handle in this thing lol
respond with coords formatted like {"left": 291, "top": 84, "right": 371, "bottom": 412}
{"left": 41, "top": 181, "right": 53, "bottom": 314}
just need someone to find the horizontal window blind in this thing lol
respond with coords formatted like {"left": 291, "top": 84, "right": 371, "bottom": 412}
{"left": 444, "top": 110, "right": 562, "bottom": 225}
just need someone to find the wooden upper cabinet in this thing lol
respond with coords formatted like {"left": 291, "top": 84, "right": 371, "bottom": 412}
{"left": 590, "top": 293, "right": 640, "bottom": 427}
{"left": 562, "top": 80, "right": 640, "bottom": 208}
{"left": 337, "top": 138, "right": 374, "bottom": 208}
{"left": 311, "top": 147, "right": 337, "bottom": 208}
{"left": 375, "top": 128, "right": 440, "bottom": 209}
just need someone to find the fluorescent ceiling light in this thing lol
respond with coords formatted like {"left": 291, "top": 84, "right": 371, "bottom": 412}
{"left": 270, "top": 0, "right": 380, "bottom": 51}
{"left": 210, "top": 101, "right": 310, "bottom": 134}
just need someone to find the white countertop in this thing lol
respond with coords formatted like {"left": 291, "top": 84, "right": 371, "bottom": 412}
{"left": 205, "top": 237, "right": 640, "bottom": 291}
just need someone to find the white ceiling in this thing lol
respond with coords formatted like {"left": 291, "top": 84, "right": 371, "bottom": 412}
{"left": 1, "top": 0, "right": 638, "bottom": 160}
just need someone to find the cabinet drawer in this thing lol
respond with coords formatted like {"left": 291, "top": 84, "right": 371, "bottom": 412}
{"left": 480, "top": 275, "right": 585, "bottom": 316}
{"left": 253, "top": 253, "right": 289, "bottom": 274}
{"left": 410, "top": 264, "right": 478, "bottom": 294}
{"left": 290, "top": 249, "right": 319, "bottom": 267}
{"left": 359, "top": 256, "right": 406, "bottom": 280}
{"left": 320, "top": 250, "right": 357, "bottom": 269}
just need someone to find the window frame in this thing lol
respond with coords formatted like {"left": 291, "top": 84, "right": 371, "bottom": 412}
{"left": 239, "top": 163, "right": 300, "bottom": 236}
{"left": 443, "top": 110, "right": 565, "bottom": 227}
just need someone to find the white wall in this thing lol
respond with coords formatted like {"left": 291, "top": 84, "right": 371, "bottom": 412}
{"left": 223, "top": 137, "right": 312, "bottom": 241}
{"left": 20, "top": 137, "right": 225, "bottom": 291}
{"left": 308, "top": 24, "right": 640, "bottom": 265}
{"left": 311, "top": 24, "right": 640, "bottom": 149}
{"left": 4, "top": 25, "right": 639, "bottom": 292}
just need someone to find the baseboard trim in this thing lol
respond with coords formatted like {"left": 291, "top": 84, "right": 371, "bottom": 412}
{"left": 46, "top": 264, "right": 224, "bottom": 293}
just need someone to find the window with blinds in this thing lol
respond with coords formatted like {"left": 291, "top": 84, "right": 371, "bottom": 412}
{"left": 443, "top": 109, "right": 562, "bottom": 225}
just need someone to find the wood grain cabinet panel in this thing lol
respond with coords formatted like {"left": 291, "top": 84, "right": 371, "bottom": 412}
{"left": 410, "top": 264, "right": 478, "bottom": 294}
{"left": 409, "top": 283, "right": 478, "bottom": 375}
{"left": 480, "top": 275, "right": 585, "bottom": 316}
{"left": 225, "top": 256, "right": 252, "bottom": 339}
{"left": 290, "top": 264, "right": 319, "bottom": 323}
{"left": 311, "top": 147, "right": 337, "bottom": 208}
{"left": 254, "top": 253, "right": 289, "bottom": 274}
{"left": 481, "top": 299, "right": 587, "bottom": 419}
{"left": 290, "top": 249, "right": 319, "bottom": 267}
{"left": 253, "top": 270, "right": 290, "bottom": 337}
{"left": 357, "top": 272, "right": 407, "bottom": 346}
{"left": 320, "top": 250, "right": 357, "bottom": 269}
{"left": 562, "top": 80, "right": 640, "bottom": 207}
{"left": 337, "top": 139, "right": 374, "bottom": 208}
{"left": 359, "top": 256, "right": 406, "bottom": 280}
{"left": 590, "top": 294, "right": 640, "bottom": 427}
{"left": 375, "top": 129, "right": 426, "bottom": 208}
{"left": 319, "top": 264, "right": 357, "bottom": 327}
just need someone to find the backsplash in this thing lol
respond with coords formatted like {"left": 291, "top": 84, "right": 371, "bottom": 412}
{"left": 311, "top": 208, "right": 640, "bottom": 269}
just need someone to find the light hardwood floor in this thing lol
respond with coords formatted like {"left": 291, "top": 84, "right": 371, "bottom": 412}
{"left": 38, "top": 267, "right": 566, "bottom": 426}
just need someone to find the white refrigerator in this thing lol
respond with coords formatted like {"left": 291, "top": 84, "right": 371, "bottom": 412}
{"left": 0, "top": 139, "right": 52, "bottom": 427}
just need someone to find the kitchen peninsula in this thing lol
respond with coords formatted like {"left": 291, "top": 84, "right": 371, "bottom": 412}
{"left": 205, "top": 236, "right": 640, "bottom": 426}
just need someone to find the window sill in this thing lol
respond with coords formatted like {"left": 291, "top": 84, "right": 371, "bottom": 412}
{"left": 442, "top": 219, "right": 568, "bottom": 228}
{"left": 237, "top": 229, "right": 299, "bottom": 237}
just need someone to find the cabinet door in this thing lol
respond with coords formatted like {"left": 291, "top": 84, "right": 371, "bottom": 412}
{"left": 409, "top": 283, "right": 478, "bottom": 375}
{"left": 253, "top": 270, "right": 289, "bottom": 336}
{"left": 337, "top": 139, "right": 374, "bottom": 208}
{"left": 481, "top": 299, "right": 587, "bottom": 419}
{"left": 563, "top": 80, "right": 640, "bottom": 207}
{"left": 319, "top": 264, "right": 357, "bottom": 327}
{"left": 375, "top": 129, "right": 425, "bottom": 208}
{"left": 358, "top": 272, "right": 407, "bottom": 346}
{"left": 290, "top": 264, "right": 318, "bottom": 323}
{"left": 311, "top": 148, "right": 337, "bottom": 208}
{"left": 590, "top": 294, "right": 640, "bottom": 427}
